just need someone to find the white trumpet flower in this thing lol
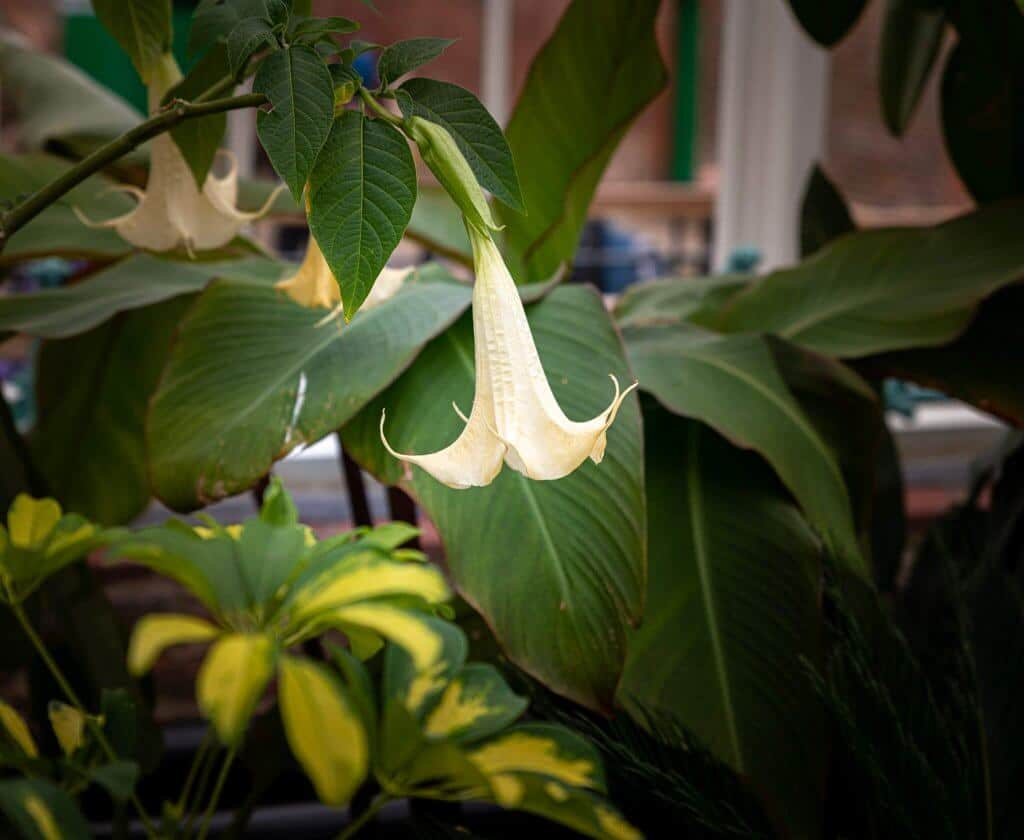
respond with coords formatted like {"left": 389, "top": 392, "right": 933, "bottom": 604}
{"left": 381, "top": 223, "right": 637, "bottom": 488}
{"left": 75, "top": 54, "right": 281, "bottom": 254}
{"left": 275, "top": 233, "right": 412, "bottom": 316}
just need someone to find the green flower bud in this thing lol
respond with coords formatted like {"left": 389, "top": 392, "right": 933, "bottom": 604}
{"left": 405, "top": 115, "right": 500, "bottom": 232}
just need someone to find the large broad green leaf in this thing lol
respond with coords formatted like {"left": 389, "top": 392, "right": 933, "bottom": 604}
{"left": 861, "top": 283, "right": 1024, "bottom": 426}
{"left": 308, "top": 111, "right": 417, "bottom": 318}
{"left": 31, "top": 297, "right": 192, "bottom": 525}
{"left": 941, "top": 42, "right": 1024, "bottom": 202}
{"left": 623, "top": 322, "right": 865, "bottom": 572}
{"left": 0, "top": 29, "right": 140, "bottom": 151}
{"left": 254, "top": 45, "right": 335, "bottom": 201}
{"left": 0, "top": 253, "right": 281, "bottom": 338}
{"left": 147, "top": 267, "right": 472, "bottom": 510}
{"left": 165, "top": 43, "right": 231, "bottom": 185}
{"left": 397, "top": 78, "right": 523, "bottom": 212}
{"left": 800, "top": 165, "right": 855, "bottom": 258}
{"left": 715, "top": 201, "right": 1024, "bottom": 358}
{"left": 342, "top": 285, "right": 645, "bottom": 711}
{"left": 613, "top": 275, "right": 749, "bottom": 329}
{"left": 619, "top": 408, "right": 825, "bottom": 840}
{"left": 785, "top": 0, "right": 867, "bottom": 46}
{"left": 93, "top": 0, "right": 173, "bottom": 83}
{"left": 500, "top": 0, "right": 667, "bottom": 283}
{"left": 0, "top": 153, "right": 134, "bottom": 262}
{"left": 879, "top": 0, "right": 946, "bottom": 136}
{"left": 405, "top": 186, "right": 471, "bottom": 263}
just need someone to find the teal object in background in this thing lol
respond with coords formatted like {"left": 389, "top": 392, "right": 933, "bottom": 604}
{"left": 62, "top": 5, "right": 197, "bottom": 114}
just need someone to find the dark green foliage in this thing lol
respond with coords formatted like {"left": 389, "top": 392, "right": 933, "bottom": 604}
{"left": 814, "top": 564, "right": 988, "bottom": 839}
{"left": 529, "top": 687, "right": 777, "bottom": 839}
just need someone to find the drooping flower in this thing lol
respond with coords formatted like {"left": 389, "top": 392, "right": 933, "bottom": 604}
{"left": 275, "top": 232, "right": 412, "bottom": 314}
{"left": 381, "top": 222, "right": 636, "bottom": 488}
{"left": 75, "top": 53, "right": 282, "bottom": 254}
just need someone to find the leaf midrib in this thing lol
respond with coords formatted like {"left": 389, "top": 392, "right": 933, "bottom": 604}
{"left": 686, "top": 425, "right": 743, "bottom": 768}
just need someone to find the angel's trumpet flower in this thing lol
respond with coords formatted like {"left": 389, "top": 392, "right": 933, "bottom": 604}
{"left": 381, "top": 222, "right": 637, "bottom": 488}
{"left": 76, "top": 53, "right": 281, "bottom": 254}
{"left": 275, "top": 233, "right": 412, "bottom": 315}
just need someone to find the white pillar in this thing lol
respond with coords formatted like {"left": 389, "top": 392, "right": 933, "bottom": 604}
{"left": 480, "top": 0, "right": 513, "bottom": 125}
{"left": 712, "top": 0, "right": 830, "bottom": 272}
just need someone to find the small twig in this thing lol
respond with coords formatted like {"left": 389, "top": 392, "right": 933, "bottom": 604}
{"left": 0, "top": 92, "right": 268, "bottom": 252}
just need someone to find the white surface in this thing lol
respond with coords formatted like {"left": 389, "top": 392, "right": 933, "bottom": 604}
{"left": 480, "top": 0, "right": 513, "bottom": 126}
{"left": 713, "top": 0, "right": 830, "bottom": 271}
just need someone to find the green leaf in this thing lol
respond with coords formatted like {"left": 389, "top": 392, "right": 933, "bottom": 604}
{"left": 378, "top": 37, "right": 455, "bottom": 87}
{"left": 0, "top": 153, "right": 134, "bottom": 262}
{"left": 342, "top": 286, "right": 645, "bottom": 710}
{"left": 623, "top": 322, "right": 864, "bottom": 572}
{"left": 165, "top": 43, "right": 231, "bottom": 185}
{"left": 0, "top": 30, "right": 139, "bottom": 152}
{"left": 147, "top": 269, "right": 471, "bottom": 510}
{"left": 0, "top": 777, "right": 91, "bottom": 840}
{"left": 500, "top": 0, "right": 667, "bottom": 283}
{"left": 880, "top": 0, "right": 946, "bottom": 136}
{"left": 619, "top": 409, "right": 825, "bottom": 840}
{"left": 0, "top": 253, "right": 280, "bottom": 338}
{"left": 308, "top": 111, "right": 417, "bottom": 318}
{"left": 397, "top": 78, "right": 523, "bottom": 212}
{"left": 92, "top": 0, "right": 172, "bottom": 83}
{"left": 800, "top": 165, "right": 855, "bottom": 258}
{"left": 785, "top": 0, "right": 868, "bottom": 46}
{"left": 89, "top": 760, "right": 140, "bottom": 802}
{"left": 941, "top": 41, "right": 1024, "bottom": 202}
{"left": 278, "top": 655, "right": 369, "bottom": 806}
{"left": 406, "top": 186, "right": 472, "bottom": 262}
{"left": 715, "top": 201, "right": 1024, "bottom": 357}
{"left": 254, "top": 45, "right": 335, "bottom": 201}
{"left": 190, "top": 0, "right": 284, "bottom": 55}
{"left": 613, "top": 275, "right": 749, "bottom": 329}
{"left": 861, "top": 284, "right": 1024, "bottom": 425}
{"left": 290, "top": 16, "right": 359, "bottom": 43}
{"left": 227, "top": 15, "right": 278, "bottom": 75}
{"left": 30, "top": 297, "right": 192, "bottom": 525}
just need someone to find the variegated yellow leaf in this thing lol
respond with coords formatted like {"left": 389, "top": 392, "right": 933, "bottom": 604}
{"left": 329, "top": 603, "right": 445, "bottom": 671}
{"left": 197, "top": 633, "right": 275, "bottom": 745}
{"left": 467, "top": 724, "right": 604, "bottom": 791}
{"left": 423, "top": 664, "right": 527, "bottom": 743}
{"left": 47, "top": 702, "right": 89, "bottom": 757}
{"left": 278, "top": 656, "right": 368, "bottom": 806}
{"left": 290, "top": 553, "right": 450, "bottom": 621}
{"left": 7, "top": 495, "right": 61, "bottom": 549}
{"left": 127, "top": 613, "right": 220, "bottom": 675}
{"left": 23, "top": 794, "right": 60, "bottom": 840}
{"left": 0, "top": 700, "right": 38, "bottom": 758}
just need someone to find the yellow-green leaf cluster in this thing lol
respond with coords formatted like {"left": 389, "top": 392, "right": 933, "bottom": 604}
{"left": 0, "top": 495, "right": 103, "bottom": 604}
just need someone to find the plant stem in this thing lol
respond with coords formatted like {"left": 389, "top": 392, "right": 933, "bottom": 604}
{"left": 336, "top": 794, "right": 390, "bottom": 840}
{"left": 176, "top": 728, "right": 214, "bottom": 820}
{"left": 10, "top": 602, "right": 159, "bottom": 838}
{"left": 0, "top": 92, "right": 267, "bottom": 252}
{"left": 358, "top": 87, "right": 402, "bottom": 126}
{"left": 196, "top": 746, "right": 237, "bottom": 840}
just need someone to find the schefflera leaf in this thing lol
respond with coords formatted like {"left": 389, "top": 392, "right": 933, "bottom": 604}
{"left": 197, "top": 633, "right": 276, "bottom": 746}
{"left": 278, "top": 656, "right": 369, "bottom": 805}
{"left": 378, "top": 627, "right": 640, "bottom": 840}
{"left": 0, "top": 495, "right": 103, "bottom": 604}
